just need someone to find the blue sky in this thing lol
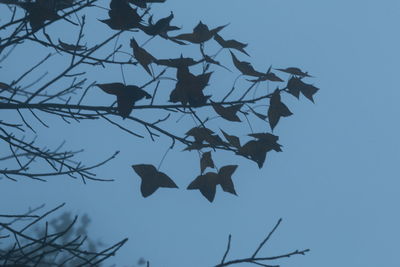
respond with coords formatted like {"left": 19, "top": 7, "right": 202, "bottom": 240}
{"left": 1, "top": 0, "right": 400, "bottom": 266}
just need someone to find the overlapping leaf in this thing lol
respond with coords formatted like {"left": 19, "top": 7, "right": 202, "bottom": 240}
{"left": 237, "top": 133, "right": 281, "bottom": 168}
{"left": 174, "top": 21, "right": 227, "bottom": 44}
{"left": 287, "top": 77, "right": 319, "bottom": 102}
{"left": 97, "top": 83, "right": 151, "bottom": 118}
{"left": 187, "top": 164, "right": 238, "bottom": 202}
{"left": 212, "top": 103, "right": 243, "bottom": 122}
{"left": 169, "top": 66, "right": 212, "bottom": 106}
{"left": 214, "top": 33, "right": 249, "bottom": 56}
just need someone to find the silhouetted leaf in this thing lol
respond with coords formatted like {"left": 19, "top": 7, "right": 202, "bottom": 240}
{"left": 268, "top": 89, "right": 292, "bottom": 130}
{"left": 186, "top": 127, "right": 224, "bottom": 147}
{"left": 97, "top": 83, "right": 151, "bottom": 118}
{"left": 247, "top": 106, "right": 267, "bottom": 121}
{"left": 220, "top": 129, "right": 241, "bottom": 148}
{"left": 200, "top": 151, "right": 214, "bottom": 173}
{"left": 287, "top": 77, "right": 319, "bottom": 102}
{"left": 155, "top": 56, "right": 199, "bottom": 68}
{"left": 187, "top": 172, "right": 219, "bottom": 202}
{"left": 174, "top": 21, "right": 227, "bottom": 44}
{"left": 230, "top": 51, "right": 263, "bottom": 77}
{"left": 275, "top": 67, "right": 312, "bottom": 77}
{"left": 58, "top": 39, "right": 86, "bottom": 51}
{"left": 99, "top": 0, "right": 141, "bottom": 30}
{"left": 132, "top": 164, "right": 178, "bottom": 197}
{"left": 212, "top": 103, "right": 243, "bottom": 122}
{"left": 214, "top": 33, "right": 249, "bottom": 56}
{"left": 130, "top": 38, "right": 156, "bottom": 76}
{"left": 237, "top": 133, "right": 281, "bottom": 168}
{"left": 169, "top": 66, "right": 212, "bottom": 106}
{"left": 218, "top": 165, "right": 238, "bottom": 195}
{"left": 129, "top": 0, "right": 165, "bottom": 8}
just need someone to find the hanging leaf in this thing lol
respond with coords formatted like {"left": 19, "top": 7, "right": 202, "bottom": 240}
{"left": 230, "top": 51, "right": 263, "bottom": 77}
{"left": 96, "top": 83, "right": 151, "bottom": 118}
{"left": 287, "top": 77, "right": 319, "bottom": 102}
{"left": 212, "top": 103, "right": 243, "bottom": 122}
{"left": 214, "top": 33, "right": 249, "bottom": 56}
{"left": 130, "top": 38, "right": 156, "bottom": 76}
{"left": 185, "top": 127, "right": 224, "bottom": 147}
{"left": 275, "top": 67, "right": 312, "bottom": 77}
{"left": 187, "top": 172, "right": 219, "bottom": 202}
{"left": 58, "top": 39, "right": 86, "bottom": 51}
{"left": 220, "top": 129, "right": 241, "bottom": 148}
{"left": 218, "top": 165, "right": 238, "bottom": 195}
{"left": 237, "top": 133, "right": 281, "bottom": 168}
{"left": 200, "top": 151, "right": 214, "bottom": 173}
{"left": 247, "top": 105, "right": 267, "bottom": 121}
{"left": 174, "top": 21, "right": 227, "bottom": 44}
{"left": 268, "top": 89, "right": 292, "bottom": 130}
{"left": 132, "top": 164, "right": 178, "bottom": 197}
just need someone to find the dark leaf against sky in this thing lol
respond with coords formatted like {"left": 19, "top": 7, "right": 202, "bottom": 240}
{"left": 237, "top": 133, "right": 281, "bottom": 168}
{"left": 268, "top": 89, "right": 293, "bottom": 130}
{"left": 186, "top": 127, "right": 224, "bottom": 148}
{"left": 169, "top": 66, "right": 212, "bottom": 106}
{"left": 200, "top": 151, "right": 215, "bottom": 173}
{"left": 132, "top": 164, "right": 178, "bottom": 197}
{"left": 130, "top": 38, "right": 156, "bottom": 76}
{"left": 287, "top": 77, "right": 319, "bottom": 102}
{"left": 174, "top": 21, "right": 227, "bottom": 44}
{"left": 58, "top": 39, "right": 86, "bottom": 51}
{"left": 187, "top": 164, "right": 238, "bottom": 202}
{"left": 218, "top": 165, "right": 238, "bottom": 195}
{"left": 128, "top": 0, "right": 166, "bottom": 8}
{"left": 96, "top": 83, "right": 151, "bottom": 118}
{"left": 220, "top": 129, "right": 241, "bottom": 148}
{"left": 155, "top": 55, "right": 199, "bottom": 68}
{"left": 100, "top": 0, "right": 141, "bottom": 30}
{"left": 275, "top": 67, "right": 312, "bottom": 77}
{"left": 230, "top": 51, "right": 264, "bottom": 77}
{"left": 187, "top": 172, "right": 219, "bottom": 202}
{"left": 139, "top": 11, "right": 180, "bottom": 38}
{"left": 212, "top": 103, "right": 243, "bottom": 122}
{"left": 214, "top": 33, "right": 249, "bottom": 56}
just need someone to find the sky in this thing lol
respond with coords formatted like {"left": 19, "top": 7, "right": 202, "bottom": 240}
{"left": 1, "top": 0, "right": 400, "bottom": 266}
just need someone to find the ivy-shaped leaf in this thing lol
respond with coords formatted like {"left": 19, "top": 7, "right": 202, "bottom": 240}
{"left": 287, "top": 77, "right": 319, "bottom": 102}
{"left": 218, "top": 165, "right": 238, "bottom": 195}
{"left": 220, "top": 129, "right": 241, "bottom": 148}
{"left": 187, "top": 164, "right": 238, "bottom": 202}
{"left": 187, "top": 172, "right": 219, "bottom": 202}
{"left": 96, "top": 83, "right": 151, "bottom": 118}
{"left": 212, "top": 103, "right": 243, "bottom": 122}
{"left": 200, "top": 151, "right": 215, "bottom": 173}
{"left": 268, "top": 89, "right": 292, "bottom": 130}
{"left": 214, "top": 33, "right": 249, "bottom": 56}
{"left": 237, "top": 133, "right": 281, "bottom": 168}
{"left": 132, "top": 164, "right": 178, "bottom": 197}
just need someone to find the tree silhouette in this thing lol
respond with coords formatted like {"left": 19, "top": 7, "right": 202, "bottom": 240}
{"left": 0, "top": 0, "right": 318, "bottom": 265}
